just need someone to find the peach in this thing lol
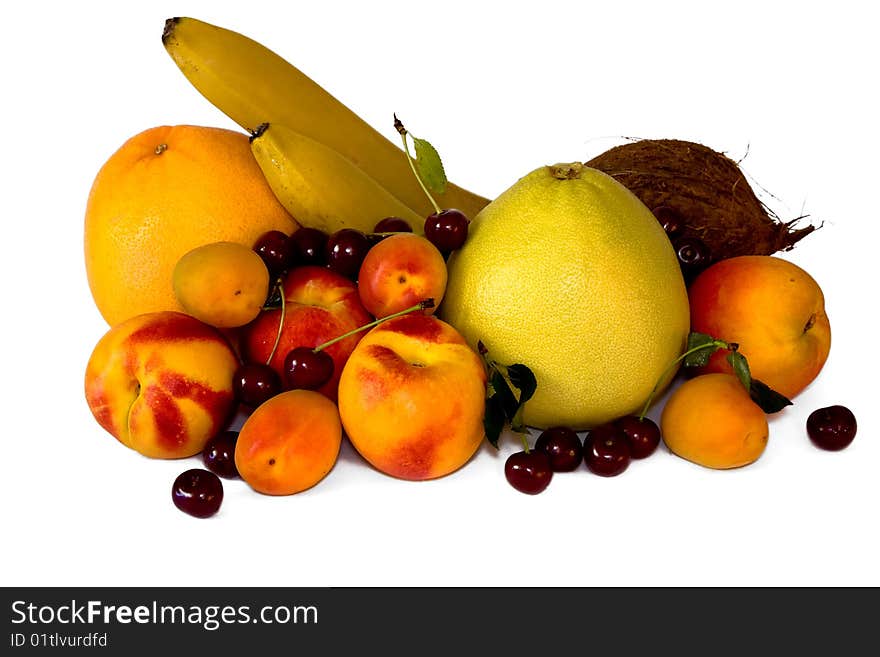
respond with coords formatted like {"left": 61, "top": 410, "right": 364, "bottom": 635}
{"left": 242, "top": 265, "right": 372, "bottom": 401}
{"left": 337, "top": 314, "right": 487, "bottom": 480}
{"left": 357, "top": 233, "right": 447, "bottom": 318}
{"left": 84, "top": 311, "right": 238, "bottom": 459}
{"left": 689, "top": 256, "right": 831, "bottom": 398}
{"left": 234, "top": 390, "right": 342, "bottom": 495}
{"left": 173, "top": 241, "right": 270, "bottom": 328}
{"left": 661, "top": 373, "right": 769, "bottom": 469}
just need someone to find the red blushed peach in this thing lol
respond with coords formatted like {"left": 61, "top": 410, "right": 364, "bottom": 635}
{"left": 84, "top": 312, "right": 238, "bottom": 459}
{"left": 337, "top": 314, "right": 486, "bottom": 480}
{"left": 357, "top": 233, "right": 447, "bottom": 318}
{"left": 235, "top": 390, "right": 342, "bottom": 495}
{"left": 242, "top": 266, "right": 372, "bottom": 401}
{"left": 689, "top": 256, "right": 831, "bottom": 399}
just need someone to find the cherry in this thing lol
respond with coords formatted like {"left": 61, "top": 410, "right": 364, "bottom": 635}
{"left": 424, "top": 209, "right": 469, "bottom": 252}
{"left": 673, "top": 237, "right": 712, "bottom": 278}
{"left": 284, "top": 347, "right": 335, "bottom": 390}
{"left": 374, "top": 217, "right": 413, "bottom": 233}
{"left": 614, "top": 416, "right": 661, "bottom": 459}
{"left": 253, "top": 230, "right": 293, "bottom": 275}
{"left": 535, "top": 426, "right": 582, "bottom": 471}
{"left": 584, "top": 424, "right": 630, "bottom": 476}
{"left": 325, "top": 228, "right": 371, "bottom": 280}
{"left": 653, "top": 206, "right": 685, "bottom": 238}
{"left": 288, "top": 227, "right": 328, "bottom": 267}
{"left": 202, "top": 431, "right": 240, "bottom": 479}
{"left": 505, "top": 450, "right": 553, "bottom": 494}
{"left": 806, "top": 405, "right": 857, "bottom": 451}
{"left": 233, "top": 362, "right": 281, "bottom": 408}
{"left": 172, "top": 469, "right": 223, "bottom": 518}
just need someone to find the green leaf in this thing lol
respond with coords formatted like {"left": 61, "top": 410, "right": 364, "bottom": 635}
{"left": 491, "top": 370, "right": 519, "bottom": 421}
{"left": 483, "top": 394, "right": 506, "bottom": 448}
{"left": 749, "top": 379, "right": 793, "bottom": 414}
{"left": 684, "top": 331, "right": 723, "bottom": 368}
{"left": 506, "top": 364, "right": 537, "bottom": 405}
{"left": 727, "top": 351, "right": 752, "bottom": 391}
{"left": 412, "top": 137, "right": 447, "bottom": 195}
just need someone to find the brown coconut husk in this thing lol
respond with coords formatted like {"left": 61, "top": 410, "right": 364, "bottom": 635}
{"left": 586, "top": 139, "right": 818, "bottom": 260}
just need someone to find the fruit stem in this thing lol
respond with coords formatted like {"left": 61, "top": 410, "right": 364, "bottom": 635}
{"left": 266, "top": 278, "right": 287, "bottom": 365}
{"left": 313, "top": 299, "right": 435, "bottom": 353}
{"left": 394, "top": 114, "right": 442, "bottom": 215}
{"left": 637, "top": 339, "right": 729, "bottom": 421}
{"left": 519, "top": 433, "right": 531, "bottom": 454}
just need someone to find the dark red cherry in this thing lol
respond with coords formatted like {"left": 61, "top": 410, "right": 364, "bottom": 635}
{"left": 172, "top": 469, "right": 223, "bottom": 518}
{"left": 284, "top": 347, "right": 335, "bottom": 390}
{"left": 202, "top": 431, "right": 240, "bottom": 479}
{"left": 673, "top": 237, "right": 712, "bottom": 279}
{"left": 374, "top": 217, "right": 413, "bottom": 233}
{"left": 614, "top": 416, "right": 661, "bottom": 459}
{"left": 535, "top": 426, "right": 582, "bottom": 471}
{"left": 505, "top": 450, "right": 553, "bottom": 494}
{"left": 584, "top": 424, "right": 631, "bottom": 477}
{"left": 233, "top": 363, "right": 281, "bottom": 408}
{"left": 424, "top": 209, "right": 469, "bottom": 252}
{"left": 253, "top": 230, "right": 293, "bottom": 275}
{"left": 653, "top": 206, "right": 684, "bottom": 238}
{"left": 325, "top": 228, "right": 371, "bottom": 279}
{"left": 806, "top": 405, "right": 857, "bottom": 451}
{"left": 288, "top": 227, "right": 328, "bottom": 267}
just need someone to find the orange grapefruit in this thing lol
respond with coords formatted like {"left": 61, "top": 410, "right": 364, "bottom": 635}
{"left": 85, "top": 125, "right": 297, "bottom": 326}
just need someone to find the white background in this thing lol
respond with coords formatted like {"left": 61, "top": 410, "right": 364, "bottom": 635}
{"left": 2, "top": 0, "right": 877, "bottom": 587}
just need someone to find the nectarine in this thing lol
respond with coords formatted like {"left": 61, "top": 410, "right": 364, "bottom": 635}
{"left": 242, "top": 266, "right": 372, "bottom": 401}
{"left": 338, "top": 315, "right": 486, "bottom": 480}
{"left": 84, "top": 312, "right": 238, "bottom": 458}
{"left": 357, "top": 233, "right": 447, "bottom": 318}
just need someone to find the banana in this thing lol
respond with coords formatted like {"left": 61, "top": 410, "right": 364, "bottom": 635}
{"left": 162, "top": 17, "right": 490, "bottom": 220}
{"left": 250, "top": 122, "right": 425, "bottom": 235}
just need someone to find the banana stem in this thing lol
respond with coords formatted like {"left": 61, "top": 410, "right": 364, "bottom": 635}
{"left": 313, "top": 299, "right": 435, "bottom": 353}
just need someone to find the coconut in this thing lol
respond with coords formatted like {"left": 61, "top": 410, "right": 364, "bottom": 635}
{"left": 586, "top": 139, "right": 818, "bottom": 277}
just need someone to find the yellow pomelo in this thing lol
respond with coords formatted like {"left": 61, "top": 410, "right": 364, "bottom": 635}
{"left": 85, "top": 125, "right": 298, "bottom": 326}
{"left": 441, "top": 163, "right": 689, "bottom": 430}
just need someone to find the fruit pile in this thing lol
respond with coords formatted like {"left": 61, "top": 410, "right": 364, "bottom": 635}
{"left": 83, "top": 17, "right": 856, "bottom": 516}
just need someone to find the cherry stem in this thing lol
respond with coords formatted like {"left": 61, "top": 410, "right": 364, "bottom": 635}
{"left": 637, "top": 339, "right": 730, "bottom": 421}
{"left": 312, "top": 299, "right": 435, "bottom": 353}
{"left": 519, "top": 432, "right": 531, "bottom": 453}
{"left": 394, "top": 114, "right": 441, "bottom": 215}
{"left": 266, "top": 278, "right": 287, "bottom": 366}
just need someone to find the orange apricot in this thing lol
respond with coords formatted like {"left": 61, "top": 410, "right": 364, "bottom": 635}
{"left": 235, "top": 390, "right": 342, "bottom": 495}
{"left": 660, "top": 373, "right": 769, "bottom": 469}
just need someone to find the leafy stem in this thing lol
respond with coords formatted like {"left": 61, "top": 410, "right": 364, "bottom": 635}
{"left": 394, "top": 114, "right": 444, "bottom": 215}
{"left": 479, "top": 341, "right": 538, "bottom": 448}
{"left": 637, "top": 335, "right": 731, "bottom": 420}
{"left": 639, "top": 331, "right": 793, "bottom": 418}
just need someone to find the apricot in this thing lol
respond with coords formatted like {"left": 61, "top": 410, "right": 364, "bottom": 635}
{"left": 173, "top": 241, "right": 270, "bottom": 328}
{"left": 660, "top": 373, "right": 769, "bottom": 469}
{"left": 357, "top": 233, "right": 447, "bottom": 318}
{"left": 235, "top": 390, "right": 342, "bottom": 495}
{"left": 689, "top": 256, "right": 831, "bottom": 399}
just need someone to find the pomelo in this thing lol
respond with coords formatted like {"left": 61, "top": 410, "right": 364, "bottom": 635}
{"left": 441, "top": 162, "right": 689, "bottom": 430}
